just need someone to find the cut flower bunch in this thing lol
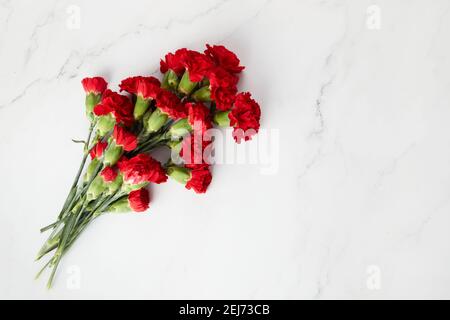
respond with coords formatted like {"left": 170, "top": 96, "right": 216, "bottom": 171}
{"left": 36, "top": 44, "right": 261, "bottom": 288}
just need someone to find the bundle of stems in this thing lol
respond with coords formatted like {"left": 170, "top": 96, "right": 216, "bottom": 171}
{"left": 36, "top": 120, "right": 170, "bottom": 288}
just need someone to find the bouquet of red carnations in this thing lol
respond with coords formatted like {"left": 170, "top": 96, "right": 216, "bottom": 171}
{"left": 36, "top": 44, "right": 261, "bottom": 288}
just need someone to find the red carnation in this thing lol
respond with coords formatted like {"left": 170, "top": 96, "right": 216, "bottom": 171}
{"left": 208, "top": 67, "right": 238, "bottom": 111}
{"left": 204, "top": 44, "right": 244, "bottom": 74}
{"left": 187, "top": 102, "right": 212, "bottom": 133}
{"left": 185, "top": 167, "right": 212, "bottom": 194}
{"left": 160, "top": 48, "right": 188, "bottom": 76}
{"left": 180, "top": 134, "right": 212, "bottom": 169}
{"left": 93, "top": 90, "right": 134, "bottom": 127}
{"left": 208, "top": 67, "right": 239, "bottom": 89}
{"left": 119, "top": 76, "right": 161, "bottom": 100}
{"left": 100, "top": 166, "right": 118, "bottom": 182}
{"left": 81, "top": 77, "right": 108, "bottom": 95}
{"left": 229, "top": 92, "right": 261, "bottom": 143}
{"left": 113, "top": 125, "right": 137, "bottom": 151}
{"left": 182, "top": 50, "right": 214, "bottom": 82}
{"left": 128, "top": 188, "right": 150, "bottom": 212}
{"left": 211, "top": 85, "right": 238, "bottom": 111}
{"left": 89, "top": 141, "right": 108, "bottom": 159}
{"left": 156, "top": 89, "right": 188, "bottom": 120}
{"left": 118, "top": 154, "right": 167, "bottom": 185}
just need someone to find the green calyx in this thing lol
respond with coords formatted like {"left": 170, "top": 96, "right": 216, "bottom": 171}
{"left": 107, "top": 197, "right": 131, "bottom": 213}
{"left": 134, "top": 96, "right": 151, "bottom": 120}
{"left": 161, "top": 70, "right": 180, "bottom": 90}
{"left": 169, "top": 118, "right": 192, "bottom": 138}
{"left": 84, "top": 158, "right": 100, "bottom": 183}
{"left": 191, "top": 86, "right": 211, "bottom": 102}
{"left": 121, "top": 181, "right": 148, "bottom": 193}
{"left": 168, "top": 140, "right": 182, "bottom": 153}
{"left": 86, "top": 176, "right": 107, "bottom": 202}
{"left": 167, "top": 166, "right": 191, "bottom": 184}
{"left": 85, "top": 93, "right": 101, "bottom": 121}
{"left": 144, "top": 108, "right": 169, "bottom": 133}
{"left": 97, "top": 114, "right": 115, "bottom": 137}
{"left": 105, "top": 174, "right": 123, "bottom": 196}
{"left": 213, "top": 111, "right": 231, "bottom": 127}
{"left": 103, "top": 141, "right": 123, "bottom": 167}
{"left": 178, "top": 70, "right": 198, "bottom": 95}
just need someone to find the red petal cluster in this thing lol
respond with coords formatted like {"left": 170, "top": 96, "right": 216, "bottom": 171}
{"left": 182, "top": 50, "right": 214, "bottom": 82}
{"left": 155, "top": 89, "right": 188, "bottom": 120}
{"left": 187, "top": 102, "right": 212, "bottom": 133}
{"left": 229, "top": 92, "right": 261, "bottom": 143}
{"left": 113, "top": 125, "right": 137, "bottom": 151}
{"left": 118, "top": 154, "right": 167, "bottom": 185}
{"left": 209, "top": 67, "right": 239, "bottom": 111}
{"left": 180, "top": 134, "right": 212, "bottom": 170}
{"left": 160, "top": 48, "right": 187, "bottom": 76}
{"left": 119, "top": 76, "right": 161, "bottom": 100}
{"left": 128, "top": 188, "right": 150, "bottom": 212}
{"left": 159, "top": 45, "right": 242, "bottom": 111}
{"left": 81, "top": 77, "right": 108, "bottom": 95}
{"left": 185, "top": 167, "right": 212, "bottom": 194}
{"left": 93, "top": 90, "right": 134, "bottom": 127}
{"left": 89, "top": 141, "right": 108, "bottom": 159}
{"left": 100, "top": 166, "right": 118, "bottom": 182}
{"left": 204, "top": 44, "right": 244, "bottom": 74}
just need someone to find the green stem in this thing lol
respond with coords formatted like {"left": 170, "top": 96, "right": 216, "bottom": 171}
{"left": 56, "top": 122, "right": 96, "bottom": 221}
{"left": 46, "top": 214, "right": 76, "bottom": 289}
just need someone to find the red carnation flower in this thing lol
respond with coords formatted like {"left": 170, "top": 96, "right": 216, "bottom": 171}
{"left": 93, "top": 90, "right": 134, "bottom": 127}
{"left": 204, "top": 44, "right": 244, "bottom": 74}
{"left": 160, "top": 48, "right": 188, "bottom": 76}
{"left": 208, "top": 67, "right": 238, "bottom": 111}
{"left": 208, "top": 67, "right": 239, "bottom": 89}
{"left": 118, "top": 154, "right": 167, "bottom": 185}
{"left": 229, "top": 92, "right": 261, "bottom": 143}
{"left": 180, "top": 134, "right": 212, "bottom": 169}
{"left": 89, "top": 141, "right": 108, "bottom": 159}
{"left": 185, "top": 167, "right": 212, "bottom": 194}
{"left": 155, "top": 89, "right": 188, "bottom": 120}
{"left": 211, "top": 85, "right": 238, "bottom": 111}
{"left": 182, "top": 50, "right": 214, "bottom": 82}
{"left": 81, "top": 77, "right": 108, "bottom": 95}
{"left": 187, "top": 102, "right": 212, "bottom": 133}
{"left": 100, "top": 166, "right": 118, "bottom": 182}
{"left": 119, "top": 76, "right": 161, "bottom": 100}
{"left": 113, "top": 125, "right": 137, "bottom": 151}
{"left": 128, "top": 188, "right": 150, "bottom": 212}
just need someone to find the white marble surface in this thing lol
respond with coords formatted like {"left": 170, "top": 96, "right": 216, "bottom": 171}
{"left": 1, "top": 0, "right": 450, "bottom": 299}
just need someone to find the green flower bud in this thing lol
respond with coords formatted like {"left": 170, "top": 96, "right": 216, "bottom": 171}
{"left": 191, "top": 86, "right": 211, "bottom": 102}
{"left": 84, "top": 158, "right": 100, "bottom": 182}
{"left": 169, "top": 118, "right": 192, "bottom": 138}
{"left": 214, "top": 111, "right": 231, "bottom": 127}
{"left": 85, "top": 93, "right": 101, "bottom": 121}
{"left": 178, "top": 70, "right": 198, "bottom": 95}
{"left": 97, "top": 114, "right": 115, "bottom": 137}
{"left": 86, "top": 176, "right": 107, "bottom": 201}
{"left": 167, "top": 166, "right": 191, "bottom": 184}
{"left": 134, "top": 96, "right": 151, "bottom": 120}
{"left": 103, "top": 141, "right": 123, "bottom": 167}
{"left": 145, "top": 108, "right": 168, "bottom": 133}
{"left": 161, "top": 70, "right": 179, "bottom": 90}
{"left": 107, "top": 197, "right": 131, "bottom": 213}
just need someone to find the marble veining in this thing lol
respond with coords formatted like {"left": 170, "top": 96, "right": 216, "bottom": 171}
{"left": 1, "top": 0, "right": 450, "bottom": 299}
